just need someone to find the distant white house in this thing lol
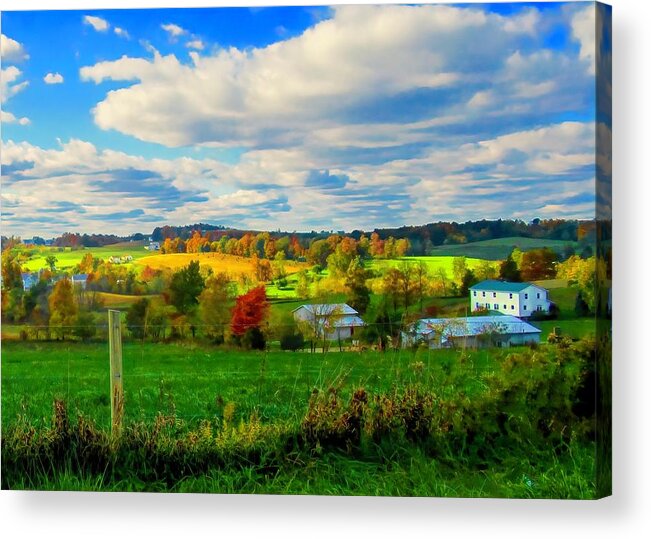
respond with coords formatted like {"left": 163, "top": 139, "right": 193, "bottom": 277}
{"left": 293, "top": 303, "right": 366, "bottom": 341}
{"left": 147, "top": 241, "right": 161, "bottom": 251}
{"left": 401, "top": 315, "right": 541, "bottom": 349}
{"left": 21, "top": 272, "right": 39, "bottom": 291}
{"left": 470, "top": 280, "right": 551, "bottom": 318}
{"left": 71, "top": 274, "right": 88, "bottom": 290}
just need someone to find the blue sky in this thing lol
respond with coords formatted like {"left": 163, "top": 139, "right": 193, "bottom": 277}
{"left": 1, "top": 2, "right": 609, "bottom": 237}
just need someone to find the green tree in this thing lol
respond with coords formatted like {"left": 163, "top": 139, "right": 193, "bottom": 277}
{"left": 499, "top": 252, "right": 522, "bottom": 282}
{"left": 169, "top": 261, "right": 206, "bottom": 314}
{"left": 73, "top": 311, "right": 96, "bottom": 342}
{"left": 45, "top": 254, "right": 58, "bottom": 271}
{"left": 460, "top": 269, "right": 478, "bottom": 297}
{"left": 126, "top": 298, "right": 150, "bottom": 339}
{"left": 345, "top": 257, "right": 371, "bottom": 314}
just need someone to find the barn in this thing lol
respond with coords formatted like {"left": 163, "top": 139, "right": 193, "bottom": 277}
{"left": 401, "top": 315, "right": 541, "bottom": 349}
{"left": 292, "top": 303, "right": 366, "bottom": 341}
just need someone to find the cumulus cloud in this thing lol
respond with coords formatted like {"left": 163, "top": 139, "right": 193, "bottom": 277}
{"left": 84, "top": 15, "right": 109, "bottom": 32}
{"left": 79, "top": 4, "right": 591, "bottom": 149}
{"left": 114, "top": 27, "right": 130, "bottom": 39}
{"left": 43, "top": 72, "right": 64, "bottom": 84}
{"left": 161, "top": 23, "right": 187, "bottom": 40}
{"left": 1, "top": 34, "right": 29, "bottom": 63}
{"left": 185, "top": 39, "right": 204, "bottom": 50}
{"left": 571, "top": 4, "right": 596, "bottom": 74}
{"left": 2, "top": 119, "right": 596, "bottom": 236}
{"left": 1, "top": 66, "right": 29, "bottom": 104}
{"left": 1, "top": 110, "right": 30, "bottom": 125}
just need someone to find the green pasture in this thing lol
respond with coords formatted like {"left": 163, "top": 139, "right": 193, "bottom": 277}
{"left": 368, "top": 255, "right": 496, "bottom": 277}
{"left": 18, "top": 242, "right": 151, "bottom": 271}
{"left": 428, "top": 237, "right": 579, "bottom": 260}
{"left": 2, "top": 340, "right": 509, "bottom": 430}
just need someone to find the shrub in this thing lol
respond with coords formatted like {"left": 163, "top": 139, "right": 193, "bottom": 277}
{"left": 241, "top": 327, "right": 266, "bottom": 350}
{"left": 280, "top": 330, "right": 304, "bottom": 351}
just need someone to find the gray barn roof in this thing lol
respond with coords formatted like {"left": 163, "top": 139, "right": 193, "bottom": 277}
{"left": 407, "top": 315, "right": 541, "bottom": 339}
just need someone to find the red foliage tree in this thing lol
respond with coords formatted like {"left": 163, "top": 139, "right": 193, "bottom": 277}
{"left": 230, "top": 286, "right": 269, "bottom": 336}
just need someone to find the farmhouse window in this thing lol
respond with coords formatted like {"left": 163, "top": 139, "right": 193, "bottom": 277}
{"left": 473, "top": 291, "right": 477, "bottom": 296}
{"left": 523, "top": 305, "right": 528, "bottom": 310}
{"left": 503, "top": 305, "right": 507, "bottom": 309}
{"left": 494, "top": 304, "right": 499, "bottom": 309}
{"left": 493, "top": 292, "right": 496, "bottom": 298}
{"left": 482, "top": 292, "right": 486, "bottom": 297}
{"left": 511, "top": 305, "right": 514, "bottom": 310}
{"left": 524, "top": 293, "right": 529, "bottom": 299}
{"left": 509, "top": 293, "right": 513, "bottom": 299}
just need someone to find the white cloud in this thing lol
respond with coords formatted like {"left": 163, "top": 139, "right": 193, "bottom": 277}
{"left": 161, "top": 23, "right": 187, "bottom": 40}
{"left": 1, "top": 110, "right": 30, "bottom": 125}
{"left": 1, "top": 66, "right": 29, "bottom": 104}
{"left": 84, "top": 15, "right": 109, "bottom": 32}
{"left": 114, "top": 27, "right": 130, "bottom": 39}
{"left": 43, "top": 72, "right": 64, "bottom": 84}
{"left": 186, "top": 39, "right": 204, "bottom": 50}
{"left": 80, "top": 5, "right": 592, "bottom": 150}
{"left": 1, "top": 34, "right": 29, "bottom": 63}
{"left": 571, "top": 4, "right": 596, "bottom": 74}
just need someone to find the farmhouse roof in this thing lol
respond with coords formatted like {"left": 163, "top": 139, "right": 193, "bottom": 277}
{"left": 292, "top": 303, "right": 359, "bottom": 316}
{"left": 407, "top": 315, "right": 541, "bottom": 339}
{"left": 470, "top": 280, "right": 536, "bottom": 293}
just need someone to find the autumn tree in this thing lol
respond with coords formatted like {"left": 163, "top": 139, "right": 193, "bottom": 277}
{"left": 1, "top": 251, "right": 22, "bottom": 290}
{"left": 452, "top": 257, "right": 468, "bottom": 288}
{"left": 475, "top": 259, "right": 498, "bottom": 281}
{"left": 520, "top": 248, "right": 557, "bottom": 281}
{"left": 199, "top": 273, "right": 234, "bottom": 341}
{"left": 295, "top": 270, "right": 311, "bottom": 298}
{"left": 48, "top": 278, "right": 77, "bottom": 340}
{"left": 230, "top": 285, "right": 269, "bottom": 337}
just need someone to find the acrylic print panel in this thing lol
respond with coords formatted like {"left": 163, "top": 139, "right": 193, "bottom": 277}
{"left": 0, "top": 2, "right": 611, "bottom": 499}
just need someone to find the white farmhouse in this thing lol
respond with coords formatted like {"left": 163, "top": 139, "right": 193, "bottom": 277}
{"left": 293, "top": 303, "right": 365, "bottom": 341}
{"left": 401, "top": 315, "right": 541, "bottom": 349}
{"left": 470, "top": 280, "right": 551, "bottom": 318}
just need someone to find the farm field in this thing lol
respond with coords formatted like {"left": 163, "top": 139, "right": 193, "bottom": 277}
{"left": 20, "top": 242, "right": 151, "bottom": 271}
{"left": 135, "top": 252, "right": 309, "bottom": 277}
{"left": 428, "top": 237, "right": 579, "bottom": 260}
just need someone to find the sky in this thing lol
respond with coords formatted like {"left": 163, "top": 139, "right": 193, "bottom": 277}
{"left": 0, "top": 2, "right": 610, "bottom": 238}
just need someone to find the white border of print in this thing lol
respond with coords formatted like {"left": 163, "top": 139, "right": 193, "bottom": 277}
{"left": 0, "top": 1, "right": 649, "bottom": 538}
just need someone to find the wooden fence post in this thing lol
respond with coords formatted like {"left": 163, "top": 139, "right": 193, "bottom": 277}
{"left": 108, "top": 309, "right": 124, "bottom": 437}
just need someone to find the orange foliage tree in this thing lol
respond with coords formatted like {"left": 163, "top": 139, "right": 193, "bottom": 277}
{"left": 230, "top": 285, "right": 269, "bottom": 336}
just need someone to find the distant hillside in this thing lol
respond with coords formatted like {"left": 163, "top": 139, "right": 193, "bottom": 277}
{"left": 428, "top": 237, "right": 580, "bottom": 260}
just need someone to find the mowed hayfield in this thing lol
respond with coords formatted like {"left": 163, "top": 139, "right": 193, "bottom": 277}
{"left": 1, "top": 341, "right": 502, "bottom": 429}
{"left": 428, "top": 237, "right": 579, "bottom": 260}
{"left": 20, "top": 241, "right": 151, "bottom": 271}
{"left": 135, "top": 252, "right": 309, "bottom": 276}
